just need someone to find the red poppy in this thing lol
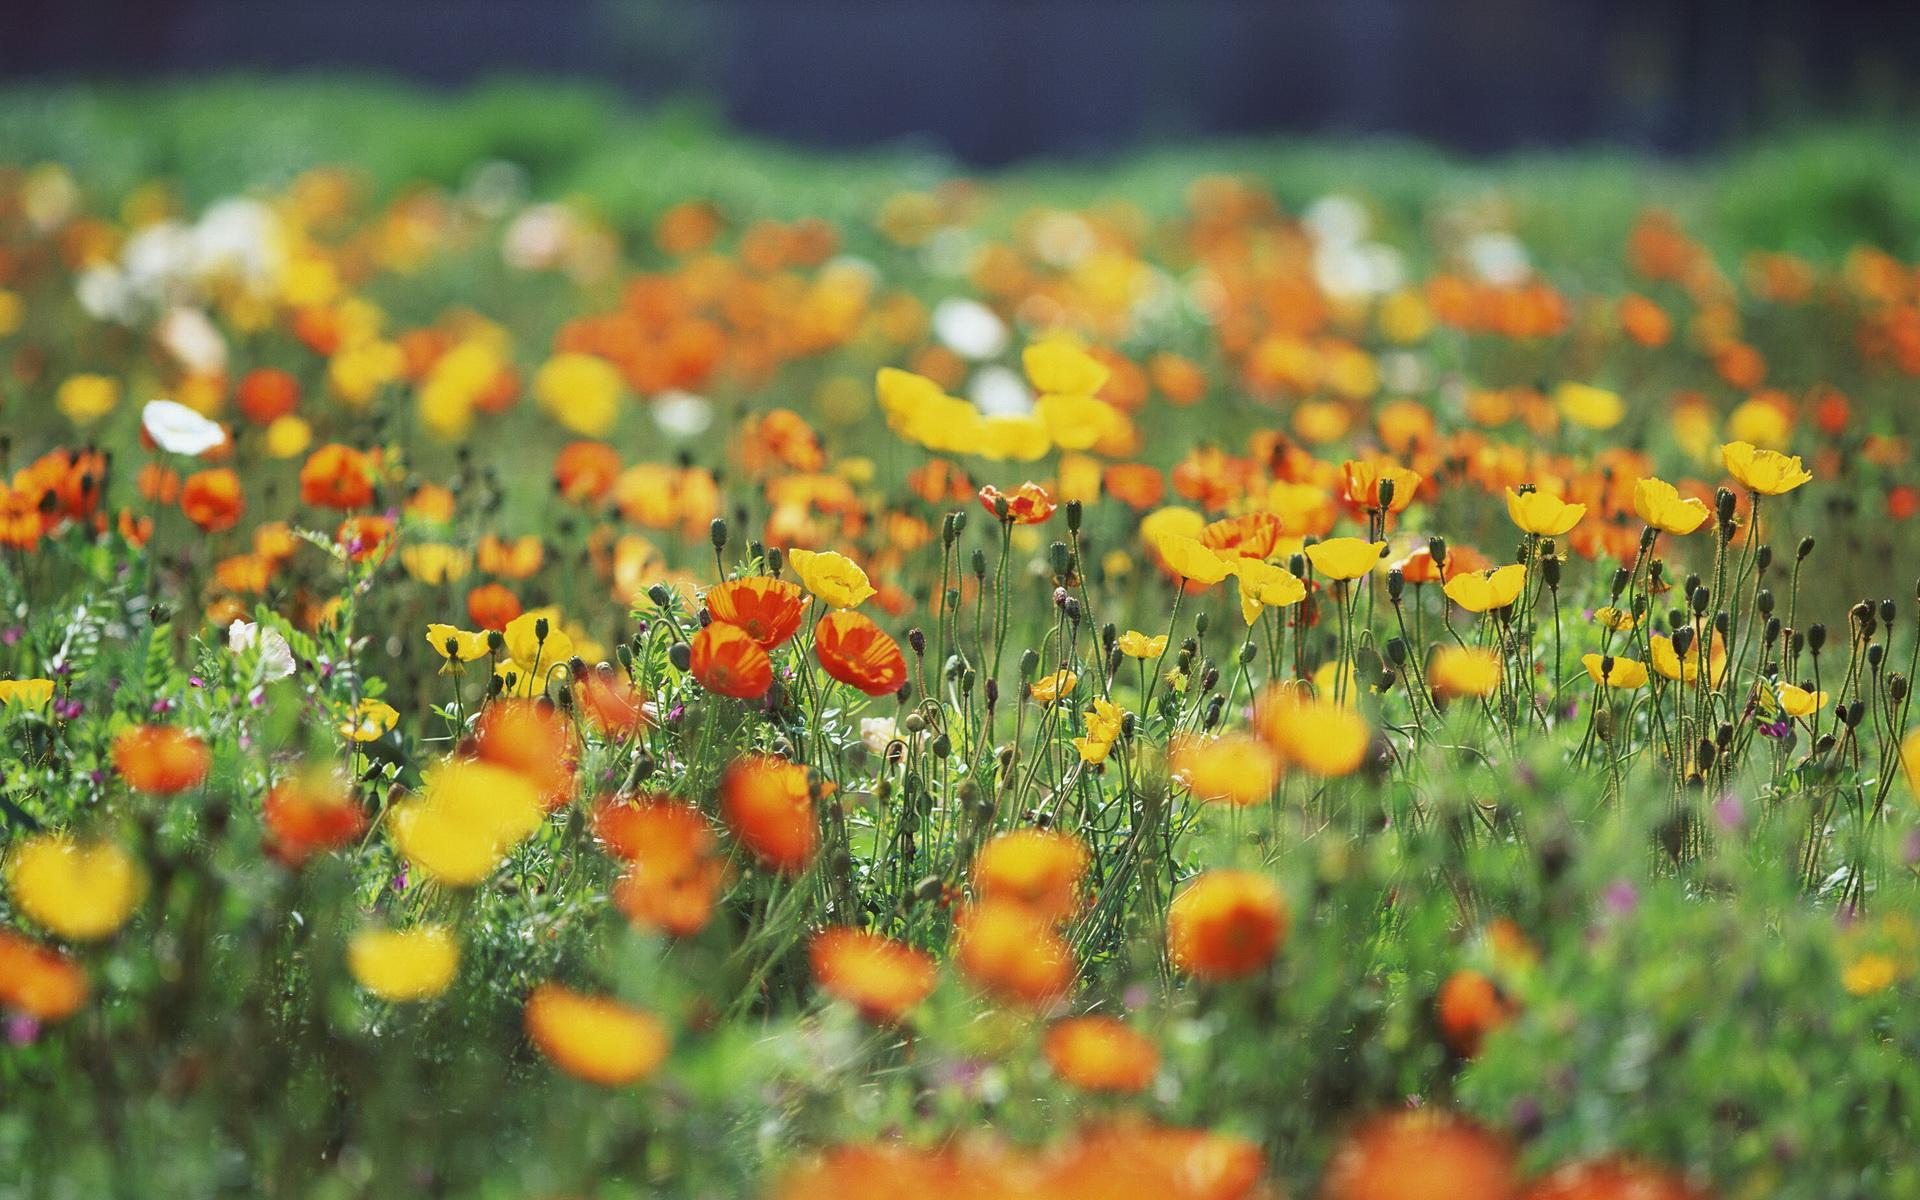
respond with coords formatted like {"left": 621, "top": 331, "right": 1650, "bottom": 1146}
{"left": 813, "top": 611, "right": 907, "bottom": 696}
{"left": 689, "top": 622, "right": 774, "bottom": 700}
{"left": 553, "top": 441, "right": 622, "bottom": 503}
{"left": 262, "top": 773, "right": 366, "bottom": 866}
{"left": 299, "top": 444, "right": 375, "bottom": 510}
{"left": 978, "top": 481, "right": 1057, "bottom": 525}
{"left": 180, "top": 468, "right": 244, "bottom": 533}
{"left": 466, "top": 583, "right": 521, "bottom": 632}
{"left": 237, "top": 368, "right": 301, "bottom": 425}
{"left": 576, "top": 670, "right": 649, "bottom": 736}
{"left": 705, "top": 577, "right": 806, "bottom": 649}
{"left": 472, "top": 700, "right": 577, "bottom": 810}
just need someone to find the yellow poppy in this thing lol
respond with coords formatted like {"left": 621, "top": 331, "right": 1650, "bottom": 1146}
{"left": 787, "top": 549, "right": 877, "bottom": 609}
{"left": 0, "top": 679, "right": 56, "bottom": 709}
{"left": 1304, "top": 537, "right": 1386, "bottom": 581}
{"left": 1776, "top": 683, "right": 1828, "bottom": 718}
{"left": 340, "top": 698, "right": 400, "bottom": 742}
{"left": 1156, "top": 534, "right": 1230, "bottom": 586}
{"left": 1030, "top": 669, "right": 1079, "bottom": 705}
{"left": 1632, "top": 477, "right": 1710, "bottom": 535}
{"left": 1443, "top": 564, "right": 1527, "bottom": 613}
{"left": 1427, "top": 646, "right": 1501, "bottom": 699}
{"left": 1721, "top": 441, "right": 1812, "bottom": 495}
{"left": 6, "top": 836, "right": 143, "bottom": 941}
{"left": 348, "top": 927, "right": 459, "bottom": 1002}
{"left": 1505, "top": 487, "right": 1587, "bottom": 536}
{"left": 1582, "top": 653, "right": 1649, "bottom": 689}
{"left": 1116, "top": 631, "right": 1168, "bottom": 659}
{"left": 1225, "top": 558, "right": 1306, "bottom": 625}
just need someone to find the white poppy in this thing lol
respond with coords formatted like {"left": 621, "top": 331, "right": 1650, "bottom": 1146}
{"left": 932, "top": 297, "right": 1009, "bottom": 361}
{"left": 142, "top": 399, "right": 227, "bottom": 456}
{"left": 229, "top": 619, "right": 295, "bottom": 682}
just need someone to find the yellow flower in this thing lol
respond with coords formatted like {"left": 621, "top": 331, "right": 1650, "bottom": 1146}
{"left": 1842, "top": 952, "right": 1899, "bottom": 996}
{"left": 1721, "top": 441, "right": 1812, "bottom": 495}
{"left": 1170, "top": 733, "right": 1282, "bottom": 806}
{"left": 1085, "top": 697, "right": 1126, "bottom": 745}
{"left": 1116, "top": 630, "right": 1167, "bottom": 659}
{"left": 425, "top": 624, "right": 491, "bottom": 667}
{"left": 348, "top": 927, "right": 459, "bottom": 1002}
{"left": 399, "top": 544, "right": 472, "bottom": 586}
{"left": 1582, "top": 653, "right": 1649, "bottom": 689}
{"left": 1505, "top": 487, "right": 1587, "bottom": 536}
{"left": 1035, "top": 392, "right": 1117, "bottom": 451}
{"left": 1225, "top": 558, "right": 1306, "bottom": 625}
{"left": 264, "top": 415, "right": 313, "bottom": 458}
{"left": 1650, "top": 633, "right": 1725, "bottom": 687}
{"left": 6, "top": 836, "right": 142, "bottom": 941}
{"left": 975, "top": 413, "right": 1052, "bottom": 462}
{"left": 1905, "top": 728, "right": 1920, "bottom": 803}
{"left": 1427, "top": 646, "right": 1501, "bottom": 699}
{"left": 1555, "top": 382, "right": 1623, "bottom": 430}
{"left": 388, "top": 759, "right": 544, "bottom": 886}
{"left": 1443, "top": 564, "right": 1527, "bottom": 614}
{"left": 787, "top": 549, "right": 877, "bottom": 609}
{"left": 340, "top": 698, "right": 399, "bottom": 742}
{"left": 1776, "top": 683, "right": 1828, "bottom": 718}
{"left": 1592, "top": 606, "right": 1640, "bottom": 632}
{"left": 533, "top": 352, "right": 623, "bottom": 438}
{"left": 56, "top": 374, "right": 119, "bottom": 425}
{"left": 1022, "top": 340, "right": 1110, "bottom": 396}
{"left": 1257, "top": 692, "right": 1370, "bottom": 777}
{"left": 1304, "top": 537, "right": 1386, "bottom": 581}
{"left": 1156, "top": 534, "right": 1231, "bottom": 586}
{"left": 504, "top": 608, "right": 575, "bottom": 674}
{"left": 1030, "top": 669, "right": 1079, "bottom": 705}
{"left": 0, "top": 679, "right": 55, "bottom": 709}
{"left": 1071, "top": 736, "right": 1114, "bottom": 765}
{"left": 1632, "top": 477, "right": 1710, "bottom": 535}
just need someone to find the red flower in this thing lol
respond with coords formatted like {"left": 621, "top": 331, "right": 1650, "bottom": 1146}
{"left": 978, "top": 481, "right": 1057, "bottom": 525}
{"left": 813, "top": 611, "right": 907, "bottom": 696}
{"left": 299, "top": 444, "right": 375, "bottom": 510}
{"left": 262, "top": 773, "right": 366, "bottom": 866}
{"left": 180, "top": 468, "right": 244, "bottom": 533}
{"left": 689, "top": 622, "right": 773, "bottom": 700}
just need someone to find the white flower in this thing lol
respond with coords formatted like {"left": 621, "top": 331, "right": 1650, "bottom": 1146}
{"left": 228, "top": 619, "right": 295, "bottom": 682}
{"left": 157, "top": 307, "right": 228, "bottom": 375}
{"left": 142, "top": 399, "right": 227, "bottom": 456}
{"left": 968, "top": 364, "right": 1031, "bottom": 416}
{"left": 932, "top": 297, "right": 1008, "bottom": 361}
{"left": 653, "top": 390, "right": 713, "bottom": 437}
{"left": 1466, "top": 232, "right": 1531, "bottom": 286}
{"left": 859, "top": 717, "right": 900, "bottom": 755}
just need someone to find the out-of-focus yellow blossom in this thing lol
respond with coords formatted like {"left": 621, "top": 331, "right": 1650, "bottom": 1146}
{"left": 6, "top": 836, "right": 143, "bottom": 941}
{"left": 1555, "top": 382, "right": 1623, "bottom": 430}
{"left": 348, "top": 926, "right": 459, "bottom": 1001}
{"left": 534, "top": 352, "right": 623, "bottom": 438}
{"left": 0, "top": 679, "right": 56, "bottom": 708}
{"left": 56, "top": 374, "right": 119, "bottom": 424}
{"left": 388, "top": 759, "right": 544, "bottom": 886}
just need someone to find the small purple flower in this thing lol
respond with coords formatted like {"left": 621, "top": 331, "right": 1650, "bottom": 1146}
{"left": 149, "top": 698, "right": 173, "bottom": 715}
{"left": 1903, "top": 830, "right": 1920, "bottom": 869}
{"left": 1756, "top": 716, "right": 1791, "bottom": 739}
{"left": 667, "top": 703, "right": 687, "bottom": 723}
{"left": 391, "top": 865, "right": 410, "bottom": 894}
{"left": 188, "top": 675, "right": 204, "bottom": 689}
{"left": 0, "top": 627, "right": 21, "bottom": 647}
{"left": 1712, "top": 793, "right": 1746, "bottom": 834}
{"left": 53, "top": 699, "right": 83, "bottom": 720}
{"left": 1601, "top": 879, "right": 1639, "bottom": 917}
{"left": 5, "top": 1014, "right": 40, "bottom": 1046}
{"left": 1122, "top": 983, "right": 1150, "bottom": 1010}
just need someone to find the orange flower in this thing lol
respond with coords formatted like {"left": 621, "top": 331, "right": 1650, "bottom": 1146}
{"left": 978, "top": 481, "right": 1057, "bottom": 524}
{"left": 1321, "top": 1112, "right": 1518, "bottom": 1200}
{"left": 595, "top": 795, "right": 723, "bottom": 937}
{"left": 689, "top": 622, "right": 774, "bottom": 700}
{"left": 813, "top": 611, "right": 907, "bottom": 697}
{"left": 955, "top": 900, "right": 1074, "bottom": 1010}
{"left": 335, "top": 514, "right": 394, "bottom": 563}
{"left": 1044, "top": 1015, "right": 1160, "bottom": 1093}
{"left": 524, "top": 983, "right": 670, "bottom": 1086}
{"left": 1340, "top": 458, "right": 1421, "bottom": 514}
{"left": 138, "top": 462, "right": 180, "bottom": 504}
{"left": 299, "top": 443, "right": 375, "bottom": 509}
{"left": 237, "top": 367, "right": 301, "bottom": 425}
{"left": 705, "top": 577, "right": 806, "bottom": 649}
{"left": 112, "top": 724, "right": 210, "bottom": 794}
{"left": 180, "top": 468, "right": 244, "bottom": 533}
{"left": 1103, "top": 463, "right": 1166, "bottom": 510}
{"left": 719, "top": 754, "right": 817, "bottom": 872}
{"left": 809, "top": 927, "right": 938, "bottom": 1023}
{"left": 1167, "top": 870, "right": 1287, "bottom": 981}
{"left": 1199, "top": 511, "right": 1288, "bottom": 562}
{"left": 973, "top": 830, "right": 1090, "bottom": 924}
{"left": 262, "top": 772, "right": 366, "bottom": 866}
{"left": 1521, "top": 1158, "right": 1707, "bottom": 1200}
{"left": 472, "top": 700, "right": 576, "bottom": 811}
{"left": 0, "top": 929, "right": 88, "bottom": 1022}
{"left": 1436, "top": 969, "right": 1516, "bottom": 1058}
{"left": 576, "top": 669, "right": 649, "bottom": 736}
{"left": 553, "top": 440, "right": 622, "bottom": 503}
{"left": 466, "top": 582, "right": 521, "bottom": 632}
{"left": 477, "top": 533, "right": 544, "bottom": 579}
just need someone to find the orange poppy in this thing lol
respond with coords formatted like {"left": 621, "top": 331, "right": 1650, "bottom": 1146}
{"left": 477, "top": 533, "right": 544, "bottom": 579}
{"left": 237, "top": 367, "right": 300, "bottom": 425}
{"left": 0, "top": 930, "right": 88, "bottom": 1022}
{"left": 1166, "top": 870, "right": 1287, "bottom": 981}
{"left": 1521, "top": 1159, "right": 1707, "bottom": 1200}
{"left": 298, "top": 443, "right": 375, "bottom": 509}
{"left": 180, "top": 468, "right": 244, "bottom": 533}
{"left": 813, "top": 611, "right": 907, "bottom": 697}
{"left": 690, "top": 622, "right": 774, "bottom": 700}
{"left": 1436, "top": 969, "right": 1516, "bottom": 1058}
{"left": 553, "top": 440, "right": 622, "bottom": 503}
{"left": 524, "top": 983, "right": 670, "bottom": 1087}
{"left": 1321, "top": 1112, "right": 1518, "bottom": 1200}
{"left": 576, "top": 669, "right": 649, "bottom": 736}
{"left": 262, "top": 772, "right": 367, "bottom": 866}
{"left": 955, "top": 900, "right": 1074, "bottom": 1010}
{"left": 978, "top": 481, "right": 1057, "bottom": 524}
{"left": 1044, "top": 1015, "right": 1160, "bottom": 1094}
{"left": 472, "top": 700, "right": 576, "bottom": 811}
{"left": 466, "top": 582, "right": 521, "bottom": 632}
{"left": 595, "top": 795, "right": 723, "bottom": 937}
{"left": 111, "top": 724, "right": 210, "bottom": 794}
{"left": 705, "top": 577, "right": 806, "bottom": 649}
{"left": 335, "top": 514, "right": 394, "bottom": 563}
{"left": 809, "top": 927, "right": 938, "bottom": 1023}
{"left": 718, "top": 754, "right": 817, "bottom": 873}
{"left": 972, "top": 829, "right": 1089, "bottom": 924}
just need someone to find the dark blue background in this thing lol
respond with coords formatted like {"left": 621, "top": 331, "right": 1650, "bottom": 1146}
{"left": 3, "top": 0, "right": 1915, "bottom": 163}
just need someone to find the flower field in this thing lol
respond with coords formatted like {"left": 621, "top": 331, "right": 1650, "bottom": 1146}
{"left": 3, "top": 85, "right": 1920, "bottom": 1198}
